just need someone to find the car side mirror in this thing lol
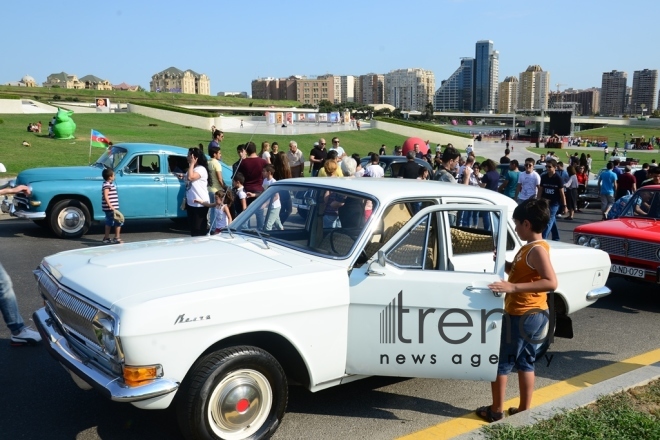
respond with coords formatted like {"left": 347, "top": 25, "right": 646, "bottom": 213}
{"left": 377, "top": 250, "right": 385, "bottom": 267}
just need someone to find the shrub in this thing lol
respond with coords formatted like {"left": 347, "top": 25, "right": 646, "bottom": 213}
{"left": 53, "top": 95, "right": 61, "bottom": 100}
{"left": 373, "top": 117, "right": 473, "bottom": 139}
{"left": 131, "top": 101, "right": 219, "bottom": 117}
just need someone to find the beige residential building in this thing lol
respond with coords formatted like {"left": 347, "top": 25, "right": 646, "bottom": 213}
{"left": 296, "top": 75, "right": 338, "bottom": 105}
{"left": 340, "top": 75, "right": 356, "bottom": 103}
{"left": 112, "top": 82, "right": 140, "bottom": 92}
{"left": 518, "top": 65, "right": 550, "bottom": 110}
{"left": 43, "top": 72, "right": 85, "bottom": 89}
{"left": 6, "top": 75, "right": 37, "bottom": 87}
{"left": 384, "top": 68, "right": 435, "bottom": 112}
{"left": 79, "top": 75, "right": 113, "bottom": 91}
{"left": 498, "top": 76, "right": 519, "bottom": 113}
{"left": 150, "top": 67, "right": 210, "bottom": 95}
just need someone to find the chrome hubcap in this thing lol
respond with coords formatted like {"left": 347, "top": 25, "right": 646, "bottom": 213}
{"left": 208, "top": 369, "right": 272, "bottom": 439}
{"left": 58, "top": 207, "right": 85, "bottom": 233}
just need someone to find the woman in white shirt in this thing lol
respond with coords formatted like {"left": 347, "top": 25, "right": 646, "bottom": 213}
{"left": 564, "top": 165, "right": 579, "bottom": 220}
{"left": 260, "top": 141, "right": 271, "bottom": 164}
{"left": 185, "top": 147, "right": 210, "bottom": 236}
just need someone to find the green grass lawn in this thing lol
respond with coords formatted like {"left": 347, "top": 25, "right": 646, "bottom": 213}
{"left": 483, "top": 379, "right": 660, "bottom": 440}
{"left": 576, "top": 125, "right": 660, "bottom": 147}
{"left": 0, "top": 85, "right": 300, "bottom": 108}
{"left": 0, "top": 113, "right": 410, "bottom": 175}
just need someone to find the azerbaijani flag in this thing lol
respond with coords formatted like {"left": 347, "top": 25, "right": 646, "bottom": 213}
{"left": 90, "top": 129, "right": 110, "bottom": 148}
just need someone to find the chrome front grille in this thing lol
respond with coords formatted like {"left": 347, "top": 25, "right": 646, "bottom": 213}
{"left": 597, "top": 236, "right": 660, "bottom": 262}
{"left": 36, "top": 268, "right": 101, "bottom": 349}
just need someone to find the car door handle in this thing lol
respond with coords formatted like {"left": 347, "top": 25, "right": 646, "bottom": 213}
{"left": 153, "top": 177, "right": 162, "bottom": 181}
{"left": 466, "top": 286, "right": 503, "bottom": 297}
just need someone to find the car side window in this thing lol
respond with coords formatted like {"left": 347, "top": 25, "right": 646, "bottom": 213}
{"left": 168, "top": 156, "right": 188, "bottom": 174}
{"left": 450, "top": 205, "right": 515, "bottom": 252}
{"left": 385, "top": 214, "right": 436, "bottom": 270}
{"left": 126, "top": 155, "right": 160, "bottom": 174}
{"left": 357, "top": 200, "right": 436, "bottom": 267}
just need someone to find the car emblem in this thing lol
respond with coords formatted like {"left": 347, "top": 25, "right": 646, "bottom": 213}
{"left": 622, "top": 241, "right": 629, "bottom": 255}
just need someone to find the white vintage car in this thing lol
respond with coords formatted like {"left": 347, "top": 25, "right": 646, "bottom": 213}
{"left": 33, "top": 178, "right": 611, "bottom": 440}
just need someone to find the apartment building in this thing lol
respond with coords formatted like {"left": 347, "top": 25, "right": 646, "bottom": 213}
{"left": 434, "top": 58, "right": 474, "bottom": 111}
{"left": 385, "top": 68, "right": 435, "bottom": 112}
{"left": 631, "top": 69, "right": 658, "bottom": 115}
{"left": 518, "top": 65, "right": 550, "bottom": 110}
{"left": 600, "top": 70, "right": 627, "bottom": 116}
{"left": 358, "top": 73, "right": 385, "bottom": 105}
{"left": 295, "top": 75, "right": 338, "bottom": 105}
{"left": 497, "top": 76, "right": 519, "bottom": 113}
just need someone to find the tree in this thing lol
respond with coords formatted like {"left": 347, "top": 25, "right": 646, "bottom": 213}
{"left": 317, "top": 99, "right": 334, "bottom": 113}
{"left": 137, "top": 86, "right": 146, "bottom": 92}
{"left": 425, "top": 102, "right": 435, "bottom": 120}
{"left": 392, "top": 108, "right": 403, "bottom": 119}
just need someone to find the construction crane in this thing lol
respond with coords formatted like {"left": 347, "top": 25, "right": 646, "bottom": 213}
{"left": 556, "top": 83, "right": 568, "bottom": 93}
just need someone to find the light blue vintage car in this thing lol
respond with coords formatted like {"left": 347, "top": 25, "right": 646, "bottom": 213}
{"left": 2, "top": 143, "right": 232, "bottom": 238}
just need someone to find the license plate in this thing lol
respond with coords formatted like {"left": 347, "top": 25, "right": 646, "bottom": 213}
{"left": 610, "top": 264, "right": 645, "bottom": 278}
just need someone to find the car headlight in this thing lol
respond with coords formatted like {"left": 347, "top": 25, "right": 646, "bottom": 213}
{"left": 577, "top": 235, "right": 589, "bottom": 246}
{"left": 589, "top": 237, "right": 601, "bottom": 249}
{"left": 94, "top": 316, "right": 118, "bottom": 356}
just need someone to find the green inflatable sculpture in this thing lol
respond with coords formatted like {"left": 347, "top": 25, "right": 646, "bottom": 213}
{"left": 53, "top": 108, "right": 77, "bottom": 139}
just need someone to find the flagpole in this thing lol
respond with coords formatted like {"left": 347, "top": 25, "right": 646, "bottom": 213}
{"left": 89, "top": 129, "right": 93, "bottom": 165}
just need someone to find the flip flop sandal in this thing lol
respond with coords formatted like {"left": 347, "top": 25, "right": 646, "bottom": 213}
{"left": 508, "top": 407, "right": 522, "bottom": 416}
{"left": 475, "top": 406, "right": 504, "bottom": 423}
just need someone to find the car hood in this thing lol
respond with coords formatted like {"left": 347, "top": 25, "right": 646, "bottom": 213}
{"left": 42, "top": 235, "right": 330, "bottom": 309}
{"left": 574, "top": 217, "right": 660, "bottom": 241}
{"left": 18, "top": 165, "right": 103, "bottom": 184}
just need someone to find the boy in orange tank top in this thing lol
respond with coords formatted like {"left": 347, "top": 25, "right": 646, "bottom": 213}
{"left": 476, "top": 198, "right": 559, "bottom": 422}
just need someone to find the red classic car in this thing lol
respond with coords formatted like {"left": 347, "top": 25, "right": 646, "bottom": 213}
{"left": 573, "top": 185, "right": 660, "bottom": 284}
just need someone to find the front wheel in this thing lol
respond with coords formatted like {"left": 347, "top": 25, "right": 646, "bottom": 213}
{"left": 177, "top": 346, "right": 288, "bottom": 440}
{"left": 48, "top": 199, "right": 91, "bottom": 238}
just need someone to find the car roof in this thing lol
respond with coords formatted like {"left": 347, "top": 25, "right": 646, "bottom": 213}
{"left": 114, "top": 143, "right": 188, "bottom": 155}
{"left": 283, "top": 177, "right": 518, "bottom": 208}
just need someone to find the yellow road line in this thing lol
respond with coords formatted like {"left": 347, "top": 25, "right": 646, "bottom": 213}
{"left": 398, "top": 348, "right": 660, "bottom": 440}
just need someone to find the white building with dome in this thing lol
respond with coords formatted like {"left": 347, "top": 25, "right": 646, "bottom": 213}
{"left": 5, "top": 75, "right": 37, "bottom": 87}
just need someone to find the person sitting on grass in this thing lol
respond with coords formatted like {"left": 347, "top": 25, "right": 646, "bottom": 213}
{"left": 476, "top": 198, "right": 558, "bottom": 423}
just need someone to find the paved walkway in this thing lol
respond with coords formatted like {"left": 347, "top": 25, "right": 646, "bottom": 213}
{"left": 225, "top": 120, "right": 372, "bottom": 136}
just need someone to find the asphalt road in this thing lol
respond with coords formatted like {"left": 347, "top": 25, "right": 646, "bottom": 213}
{"left": 0, "top": 209, "right": 658, "bottom": 440}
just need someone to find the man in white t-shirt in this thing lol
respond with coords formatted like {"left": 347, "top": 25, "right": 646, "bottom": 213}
{"left": 330, "top": 136, "right": 345, "bottom": 159}
{"left": 516, "top": 158, "right": 541, "bottom": 204}
{"left": 364, "top": 153, "right": 385, "bottom": 178}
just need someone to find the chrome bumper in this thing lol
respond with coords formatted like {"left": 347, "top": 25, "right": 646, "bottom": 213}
{"left": 33, "top": 307, "right": 179, "bottom": 402}
{"left": 586, "top": 286, "right": 612, "bottom": 301}
{"left": 1, "top": 198, "right": 46, "bottom": 219}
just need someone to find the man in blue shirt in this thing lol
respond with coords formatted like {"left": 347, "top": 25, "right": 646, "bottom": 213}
{"left": 611, "top": 159, "right": 623, "bottom": 177}
{"left": 598, "top": 162, "right": 618, "bottom": 220}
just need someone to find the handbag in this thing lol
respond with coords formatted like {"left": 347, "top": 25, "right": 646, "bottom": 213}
{"left": 113, "top": 209, "right": 125, "bottom": 223}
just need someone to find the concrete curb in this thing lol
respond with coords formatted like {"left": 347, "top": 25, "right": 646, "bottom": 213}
{"left": 453, "top": 361, "right": 660, "bottom": 439}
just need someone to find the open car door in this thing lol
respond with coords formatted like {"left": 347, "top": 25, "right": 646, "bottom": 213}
{"left": 346, "top": 204, "right": 508, "bottom": 381}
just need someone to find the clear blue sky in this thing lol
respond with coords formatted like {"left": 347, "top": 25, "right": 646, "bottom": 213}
{"left": 3, "top": 0, "right": 658, "bottom": 96}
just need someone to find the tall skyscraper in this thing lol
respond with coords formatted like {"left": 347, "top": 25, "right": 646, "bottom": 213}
{"left": 631, "top": 69, "right": 658, "bottom": 115}
{"left": 518, "top": 65, "right": 550, "bottom": 110}
{"left": 498, "top": 76, "right": 519, "bottom": 113}
{"left": 358, "top": 73, "right": 385, "bottom": 105}
{"left": 473, "top": 40, "right": 499, "bottom": 112}
{"left": 601, "top": 70, "right": 628, "bottom": 116}
{"left": 385, "top": 68, "right": 435, "bottom": 112}
{"left": 434, "top": 58, "right": 474, "bottom": 111}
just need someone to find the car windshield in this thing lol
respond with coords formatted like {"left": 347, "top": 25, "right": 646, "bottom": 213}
{"left": 620, "top": 190, "right": 660, "bottom": 219}
{"left": 93, "top": 146, "right": 127, "bottom": 170}
{"left": 228, "top": 183, "right": 378, "bottom": 259}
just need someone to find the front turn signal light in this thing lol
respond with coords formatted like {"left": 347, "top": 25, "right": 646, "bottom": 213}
{"left": 123, "top": 364, "right": 162, "bottom": 386}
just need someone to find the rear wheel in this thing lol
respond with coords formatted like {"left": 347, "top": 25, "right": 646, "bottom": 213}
{"left": 48, "top": 199, "right": 91, "bottom": 238}
{"left": 177, "top": 346, "right": 287, "bottom": 440}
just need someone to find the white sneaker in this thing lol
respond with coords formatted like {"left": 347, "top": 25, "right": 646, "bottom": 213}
{"left": 11, "top": 326, "right": 42, "bottom": 345}
{"left": 556, "top": 214, "right": 563, "bottom": 218}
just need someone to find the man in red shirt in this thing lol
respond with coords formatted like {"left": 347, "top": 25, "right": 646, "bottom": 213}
{"left": 236, "top": 141, "right": 268, "bottom": 206}
{"left": 615, "top": 166, "right": 637, "bottom": 200}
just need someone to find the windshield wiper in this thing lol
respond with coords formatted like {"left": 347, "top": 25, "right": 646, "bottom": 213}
{"left": 239, "top": 228, "right": 270, "bottom": 249}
